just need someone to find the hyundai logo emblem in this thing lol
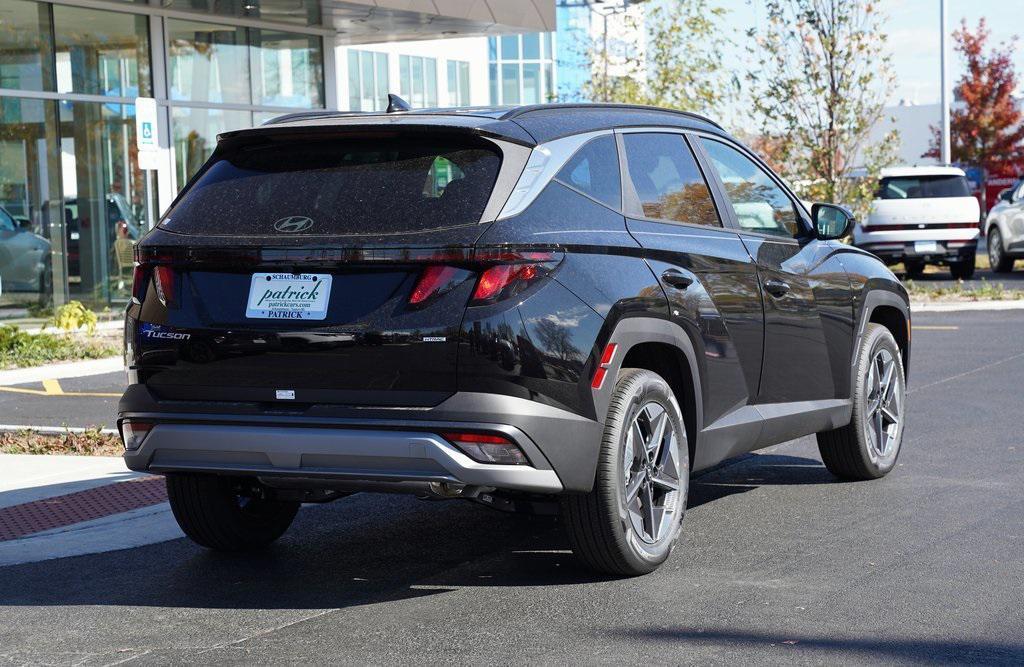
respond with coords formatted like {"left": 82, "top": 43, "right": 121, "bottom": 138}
{"left": 273, "top": 216, "right": 314, "bottom": 233}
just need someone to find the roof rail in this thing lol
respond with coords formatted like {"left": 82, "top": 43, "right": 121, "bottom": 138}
{"left": 499, "top": 103, "right": 723, "bottom": 130}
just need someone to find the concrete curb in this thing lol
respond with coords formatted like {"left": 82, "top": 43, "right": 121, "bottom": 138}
{"left": 0, "top": 356, "right": 122, "bottom": 386}
{"left": 0, "top": 424, "right": 119, "bottom": 436}
{"left": 911, "top": 299, "right": 1024, "bottom": 312}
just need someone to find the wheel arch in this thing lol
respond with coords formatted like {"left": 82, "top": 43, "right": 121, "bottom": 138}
{"left": 857, "top": 291, "right": 911, "bottom": 381}
{"left": 596, "top": 318, "right": 704, "bottom": 466}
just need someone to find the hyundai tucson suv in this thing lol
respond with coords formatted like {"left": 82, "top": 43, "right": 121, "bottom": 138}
{"left": 853, "top": 166, "right": 980, "bottom": 279}
{"left": 120, "top": 101, "right": 911, "bottom": 576}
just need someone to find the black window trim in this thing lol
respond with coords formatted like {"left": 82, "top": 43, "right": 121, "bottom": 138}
{"left": 689, "top": 131, "right": 813, "bottom": 244}
{"left": 614, "top": 127, "right": 729, "bottom": 232}
{"left": 551, "top": 134, "right": 624, "bottom": 215}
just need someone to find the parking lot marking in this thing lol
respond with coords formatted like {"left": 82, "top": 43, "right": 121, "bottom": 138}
{"left": 42, "top": 379, "right": 64, "bottom": 395}
{"left": 0, "top": 382, "right": 120, "bottom": 398}
{"left": 913, "top": 325, "right": 959, "bottom": 330}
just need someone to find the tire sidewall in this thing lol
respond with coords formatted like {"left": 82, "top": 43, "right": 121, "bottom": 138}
{"left": 603, "top": 370, "right": 689, "bottom": 570}
{"left": 853, "top": 326, "right": 906, "bottom": 477}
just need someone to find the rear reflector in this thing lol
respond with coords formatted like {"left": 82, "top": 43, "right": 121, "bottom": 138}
{"left": 440, "top": 431, "right": 528, "bottom": 465}
{"left": 592, "top": 343, "right": 618, "bottom": 389}
{"left": 120, "top": 420, "right": 154, "bottom": 451}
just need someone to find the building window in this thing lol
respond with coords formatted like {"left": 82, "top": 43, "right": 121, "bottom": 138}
{"left": 347, "top": 49, "right": 388, "bottom": 111}
{"left": 399, "top": 54, "right": 437, "bottom": 108}
{"left": 488, "top": 33, "right": 556, "bottom": 105}
{"left": 53, "top": 5, "right": 151, "bottom": 98}
{"left": 167, "top": 20, "right": 323, "bottom": 108}
{"left": 447, "top": 60, "right": 470, "bottom": 107}
{"left": 0, "top": 0, "right": 55, "bottom": 91}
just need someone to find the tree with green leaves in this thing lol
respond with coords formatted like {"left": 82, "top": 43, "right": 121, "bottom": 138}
{"left": 745, "top": 0, "right": 899, "bottom": 217}
{"left": 584, "top": 0, "right": 736, "bottom": 116}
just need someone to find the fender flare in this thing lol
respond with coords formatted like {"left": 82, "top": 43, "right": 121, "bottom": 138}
{"left": 853, "top": 290, "right": 911, "bottom": 390}
{"left": 593, "top": 316, "right": 705, "bottom": 444}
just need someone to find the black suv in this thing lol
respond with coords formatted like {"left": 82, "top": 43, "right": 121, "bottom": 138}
{"left": 120, "top": 102, "right": 910, "bottom": 576}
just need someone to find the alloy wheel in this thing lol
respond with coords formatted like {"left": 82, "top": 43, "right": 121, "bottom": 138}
{"left": 864, "top": 348, "right": 903, "bottom": 462}
{"left": 989, "top": 230, "right": 1002, "bottom": 267}
{"left": 622, "top": 402, "right": 682, "bottom": 544}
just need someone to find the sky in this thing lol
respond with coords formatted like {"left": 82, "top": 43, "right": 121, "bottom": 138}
{"left": 711, "top": 0, "right": 1024, "bottom": 107}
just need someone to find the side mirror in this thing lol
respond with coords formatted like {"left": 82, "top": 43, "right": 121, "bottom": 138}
{"left": 812, "top": 203, "right": 854, "bottom": 240}
{"left": 999, "top": 188, "right": 1013, "bottom": 203}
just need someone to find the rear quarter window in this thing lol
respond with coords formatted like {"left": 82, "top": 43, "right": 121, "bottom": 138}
{"left": 162, "top": 136, "right": 502, "bottom": 236}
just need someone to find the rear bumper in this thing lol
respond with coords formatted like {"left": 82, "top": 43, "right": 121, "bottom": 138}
{"left": 854, "top": 232, "right": 978, "bottom": 265}
{"left": 118, "top": 386, "right": 604, "bottom": 493}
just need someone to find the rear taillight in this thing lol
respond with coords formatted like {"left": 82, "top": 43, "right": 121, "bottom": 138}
{"left": 469, "top": 251, "right": 559, "bottom": 305}
{"left": 441, "top": 431, "right": 528, "bottom": 465}
{"left": 409, "top": 265, "right": 470, "bottom": 305}
{"left": 120, "top": 420, "right": 154, "bottom": 451}
{"left": 152, "top": 266, "right": 176, "bottom": 306}
{"left": 130, "top": 264, "right": 146, "bottom": 302}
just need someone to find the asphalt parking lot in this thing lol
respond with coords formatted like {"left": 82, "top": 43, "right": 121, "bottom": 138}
{"left": 1, "top": 308, "right": 1022, "bottom": 664}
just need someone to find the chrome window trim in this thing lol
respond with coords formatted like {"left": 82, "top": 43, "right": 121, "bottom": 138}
{"left": 496, "top": 130, "right": 612, "bottom": 221}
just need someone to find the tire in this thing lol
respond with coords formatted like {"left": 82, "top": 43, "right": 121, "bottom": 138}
{"left": 989, "top": 228, "right": 1014, "bottom": 273}
{"left": 817, "top": 323, "right": 906, "bottom": 481}
{"left": 166, "top": 474, "right": 300, "bottom": 551}
{"left": 903, "top": 260, "right": 925, "bottom": 279}
{"left": 560, "top": 368, "right": 689, "bottom": 576}
{"left": 949, "top": 254, "right": 976, "bottom": 280}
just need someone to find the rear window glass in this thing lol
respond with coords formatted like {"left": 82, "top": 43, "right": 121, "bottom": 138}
{"left": 878, "top": 175, "right": 971, "bottom": 199}
{"left": 162, "top": 136, "right": 501, "bottom": 236}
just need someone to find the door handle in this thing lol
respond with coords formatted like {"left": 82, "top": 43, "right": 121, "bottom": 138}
{"left": 661, "top": 269, "right": 694, "bottom": 290}
{"left": 763, "top": 279, "right": 791, "bottom": 298}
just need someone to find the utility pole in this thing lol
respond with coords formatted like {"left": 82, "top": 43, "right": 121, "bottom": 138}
{"left": 940, "top": 0, "right": 951, "bottom": 165}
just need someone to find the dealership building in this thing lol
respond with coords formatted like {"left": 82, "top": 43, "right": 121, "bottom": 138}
{"left": 0, "top": 0, "right": 564, "bottom": 313}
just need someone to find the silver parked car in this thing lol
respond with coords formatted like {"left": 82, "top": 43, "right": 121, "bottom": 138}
{"left": 985, "top": 179, "right": 1024, "bottom": 273}
{"left": 0, "top": 205, "right": 51, "bottom": 304}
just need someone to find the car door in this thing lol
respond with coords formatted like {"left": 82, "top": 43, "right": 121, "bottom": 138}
{"left": 694, "top": 136, "right": 850, "bottom": 405}
{"left": 617, "top": 130, "right": 765, "bottom": 427}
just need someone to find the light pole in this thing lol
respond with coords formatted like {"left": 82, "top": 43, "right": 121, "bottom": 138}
{"left": 940, "top": 0, "right": 951, "bottom": 165}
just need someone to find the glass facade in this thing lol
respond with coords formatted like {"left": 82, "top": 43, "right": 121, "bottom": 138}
{"left": 488, "top": 32, "right": 556, "bottom": 105}
{"left": 399, "top": 54, "right": 437, "bottom": 108}
{"left": 347, "top": 49, "right": 388, "bottom": 112}
{"left": 0, "top": 0, "right": 327, "bottom": 313}
{"left": 446, "top": 60, "right": 469, "bottom": 107}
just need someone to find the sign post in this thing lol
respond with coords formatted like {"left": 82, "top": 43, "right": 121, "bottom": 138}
{"left": 134, "top": 97, "right": 160, "bottom": 229}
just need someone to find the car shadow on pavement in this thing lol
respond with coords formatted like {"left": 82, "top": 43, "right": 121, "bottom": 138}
{"left": 605, "top": 626, "right": 1024, "bottom": 664}
{"left": 0, "top": 453, "right": 839, "bottom": 609}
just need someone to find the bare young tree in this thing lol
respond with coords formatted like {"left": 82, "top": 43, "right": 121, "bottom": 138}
{"left": 746, "top": 0, "right": 899, "bottom": 216}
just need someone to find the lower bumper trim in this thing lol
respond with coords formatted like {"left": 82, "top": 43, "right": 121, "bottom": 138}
{"left": 128, "top": 423, "right": 563, "bottom": 494}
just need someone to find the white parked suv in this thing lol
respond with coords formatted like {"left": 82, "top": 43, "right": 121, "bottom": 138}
{"left": 984, "top": 178, "right": 1024, "bottom": 273}
{"left": 853, "top": 166, "right": 981, "bottom": 279}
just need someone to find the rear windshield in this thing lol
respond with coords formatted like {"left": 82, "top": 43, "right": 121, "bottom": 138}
{"left": 162, "top": 136, "right": 501, "bottom": 236}
{"left": 877, "top": 175, "right": 971, "bottom": 199}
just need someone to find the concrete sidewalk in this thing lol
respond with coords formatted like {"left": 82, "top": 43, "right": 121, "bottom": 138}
{"left": 0, "top": 454, "right": 182, "bottom": 566}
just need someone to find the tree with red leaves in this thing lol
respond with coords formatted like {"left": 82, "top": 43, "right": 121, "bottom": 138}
{"left": 925, "top": 18, "right": 1024, "bottom": 174}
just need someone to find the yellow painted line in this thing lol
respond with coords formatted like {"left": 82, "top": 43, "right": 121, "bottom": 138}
{"left": 42, "top": 379, "right": 64, "bottom": 395}
{"left": 0, "top": 385, "right": 120, "bottom": 398}
{"left": 913, "top": 325, "right": 959, "bottom": 331}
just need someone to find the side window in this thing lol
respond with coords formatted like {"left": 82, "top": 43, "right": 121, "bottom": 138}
{"left": 621, "top": 133, "right": 719, "bottom": 226}
{"left": 555, "top": 135, "right": 621, "bottom": 210}
{"left": 700, "top": 138, "right": 800, "bottom": 238}
{"left": 1014, "top": 181, "right": 1024, "bottom": 202}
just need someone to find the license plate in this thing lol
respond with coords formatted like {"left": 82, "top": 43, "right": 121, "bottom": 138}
{"left": 914, "top": 241, "right": 938, "bottom": 253}
{"left": 246, "top": 273, "right": 332, "bottom": 321}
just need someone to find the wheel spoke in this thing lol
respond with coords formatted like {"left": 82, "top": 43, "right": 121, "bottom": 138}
{"left": 874, "top": 409, "right": 886, "bottom": 454}
{"left": 647, "top": 409, "right": 668, "bottom": 462}
{"left": 650, "top": 471, "right": 679, "bottom": 492}
{"left": 881, "top": 404, "right": 899, "bottom": 425}
{"left": 631, "top": 421, "right": 647, "bottom": 465}
{"left": 641, "top": 482, "right": 656, "bottom": 540}
{"left": 625, "top": 471, "right": 645, "bottom": 504}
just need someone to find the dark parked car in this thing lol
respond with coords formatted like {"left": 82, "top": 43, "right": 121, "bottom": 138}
{"left": 120, "top": 101, "right": 911, "bottom": 576}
